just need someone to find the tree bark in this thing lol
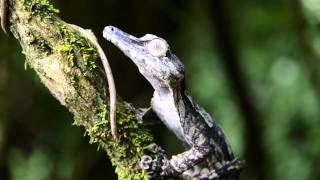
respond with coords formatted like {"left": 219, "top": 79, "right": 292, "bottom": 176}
{"left": 5, "top": 0, "right": 156, "bottom": 179}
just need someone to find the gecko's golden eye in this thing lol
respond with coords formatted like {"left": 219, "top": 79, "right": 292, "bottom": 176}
{"left": 147, "top": 39, "right": 168, "bottom": 57}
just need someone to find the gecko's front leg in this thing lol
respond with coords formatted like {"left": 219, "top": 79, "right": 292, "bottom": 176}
{"left": 140, "top": 143, "right": 173, "bottom": 179}
{"left": 135, "top": 107, "right": 161, "bottom": 125}
{"left": 140, "top": 133, "right": 213, "bottom": 178}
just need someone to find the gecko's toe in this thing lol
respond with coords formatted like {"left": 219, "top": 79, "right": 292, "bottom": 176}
{"left": 140, "top": 155, "right": 153, "bottom": 170}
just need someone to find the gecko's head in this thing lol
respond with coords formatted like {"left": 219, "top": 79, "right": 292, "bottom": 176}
{"left": 103, "top": 26, "right": 185, "bottom": 89}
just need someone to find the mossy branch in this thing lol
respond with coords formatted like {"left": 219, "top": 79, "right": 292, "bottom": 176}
{"left": 7, "top": 0, "right": 156, "bottom": 179}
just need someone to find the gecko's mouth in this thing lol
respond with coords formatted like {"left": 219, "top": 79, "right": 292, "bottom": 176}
{"left": 103, "top": 26, "right": 138, "bottom": 44}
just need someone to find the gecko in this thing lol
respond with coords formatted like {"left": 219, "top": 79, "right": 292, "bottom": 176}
{"left": 103, "top": 26, "right": 244, "bottom": 179}
{"left": 69, "top": 24, "right": 118, "bottom": 140}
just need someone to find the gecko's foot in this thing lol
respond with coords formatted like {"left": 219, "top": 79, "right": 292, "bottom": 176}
{"left": 140, "top": 155, "right": 158, "bottom": 178}
{"left": 135, "top": 108, "right": 147, "bottom": 123}
{"left": 140, "top": 143, "right": 177, "bottom": 179}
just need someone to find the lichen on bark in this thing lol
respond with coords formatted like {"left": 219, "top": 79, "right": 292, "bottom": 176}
{"left": 7, "top": 0, "right": 156, "bottom": 179}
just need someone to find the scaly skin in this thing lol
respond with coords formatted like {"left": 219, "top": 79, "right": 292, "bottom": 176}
{"left": 103, "top": 26, "right": 245, "bottom": 179}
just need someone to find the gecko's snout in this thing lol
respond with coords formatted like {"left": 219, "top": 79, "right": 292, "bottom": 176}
{"left": 103, "top": 26, "right": 115, "bottom": 40}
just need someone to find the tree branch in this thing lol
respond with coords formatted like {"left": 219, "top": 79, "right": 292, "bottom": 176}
{"left": 6, "top": 0, "right": 156, "bottom": 179}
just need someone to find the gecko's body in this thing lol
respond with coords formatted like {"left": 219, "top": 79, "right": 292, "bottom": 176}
{"left": 103, "top": 26, "right": 244, "bottom": 179}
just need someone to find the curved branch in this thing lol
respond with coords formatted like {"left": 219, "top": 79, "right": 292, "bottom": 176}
{"left": 5, "top": 0, "right": 156, "bottom": 179}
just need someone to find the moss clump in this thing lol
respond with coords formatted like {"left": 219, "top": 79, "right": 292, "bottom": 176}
{"left": 85, "top": 103, "right": 153, "bottom": 180}
{"left": 56, "top": 43, "right": 74, "bottom": 61}
{"left": 83, "top": 109, "right": 153, "bottom": 180}
{"left": 107, "top": 104, "right": 152, "bottom": 180}
{"left": 54, "top": 23, "right": 98, "bottom": 72}
{"left": 23, "top": 0, "right": 98, "bottom": 72}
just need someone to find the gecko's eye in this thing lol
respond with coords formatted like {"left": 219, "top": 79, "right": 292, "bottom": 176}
{"left": 147, "top": 39, "right": 168, "bottom": 57}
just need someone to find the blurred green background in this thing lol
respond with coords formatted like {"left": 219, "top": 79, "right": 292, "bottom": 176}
{"left": 1, "top": 0, "right": 320, "bottom": 179}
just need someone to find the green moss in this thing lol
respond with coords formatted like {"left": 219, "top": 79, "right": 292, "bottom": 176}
{"left": 23, "top": 0, "right": 59, "bottom": 17}
{"left": 22, "top": 1, "right": 98, "bottom": 71}
{"left": 53, "top": 23, "right": 98, "bottom": 71}
{"left": 30, "top": 38, "right": 52, "bottom": 56}
{"left": 56, "top": 43, "right": 74, "bottom": 61}
{"left": 86, "top": 105, "right": 110, "bottom": 143}
{"left": 82, "top": 103, "right": 153, "bottom": 179}
{"left": 87, "top": 103, "right": 154, "bottom": 154}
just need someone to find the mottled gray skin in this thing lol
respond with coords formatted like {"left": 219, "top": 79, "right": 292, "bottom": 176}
{"left": 103, "top": 26, "right": 244, "bottom": 179}
{"left": 0, "top": 0, "right": 9, "bottom": 34}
